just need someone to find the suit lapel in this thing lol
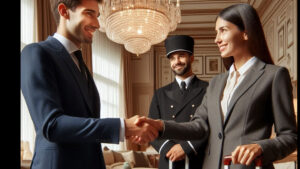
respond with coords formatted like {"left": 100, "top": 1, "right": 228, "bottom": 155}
{"left": 85, "top": 66, "right": 101, "bottom": 117}
{"left": 47, "top": 37, "right": 94, "bottom": 115}
{"left": 223, "top": 60, "right": 266, "bottom": 126}
{"left": 166, "top": 77, "right": 205, "bottom": 116}
{"left": 215, "top": 73, "right": 228, "bottom": 127}
{"left": 165, "top": 81, "right": 182, "bottom": 104}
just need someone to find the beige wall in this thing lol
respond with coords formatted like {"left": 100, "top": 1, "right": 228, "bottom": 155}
{"left": 130, "top": 49, "right": 155, "bottom": 118}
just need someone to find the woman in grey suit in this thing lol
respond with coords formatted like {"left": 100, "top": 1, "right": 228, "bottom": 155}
{"left": 134, "top": 3, "right": 297, "bottom": 169}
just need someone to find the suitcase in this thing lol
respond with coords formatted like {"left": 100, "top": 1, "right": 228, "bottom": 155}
{"left": 223, "top": 155, "right": 262, "bottom": 169}
{"left": 169, "top": 155, "right": 189, "bottom": 169}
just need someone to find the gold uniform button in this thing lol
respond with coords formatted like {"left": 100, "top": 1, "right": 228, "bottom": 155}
{"left": 192, "top": 104, "right": 195, "bottom": 107}
{"left": 172, "top": 115, "right": 175, "bottom": 118}
{"left": 190, "top": 114, "right": 193, "bottom": 118}
{"left": 170, "top": 105, "right": 174, "bottom": 108}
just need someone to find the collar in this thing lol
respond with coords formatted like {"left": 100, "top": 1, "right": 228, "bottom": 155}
{"left": 229, "top": 56, "right": 258, "bottom": 76}
{"left": 53, "top": 33, "right": 80, "bottom": 54}
{"left": 175, "top": 74, "right": 195, "bottom": 88}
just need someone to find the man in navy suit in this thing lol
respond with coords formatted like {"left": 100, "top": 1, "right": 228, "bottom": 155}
{"left": 20, "top": 0, "right": 158, "bottom": 169}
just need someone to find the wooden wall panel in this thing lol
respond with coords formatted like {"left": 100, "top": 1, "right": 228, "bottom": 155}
{"left": 130, "top": 48, "right": 155, "bottom": 117}
{"left": 262, "top": 0, "right": 297, "bottom": 82}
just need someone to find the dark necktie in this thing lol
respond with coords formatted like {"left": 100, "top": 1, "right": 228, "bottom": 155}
{"left": 180, "top": 81, "right": 187, "bottom": 94}
{"left": 74, "top": 50, "right": 95, "bottom": 115}
{"left": 74, "top": 50, "right": 87, "bottom": 80}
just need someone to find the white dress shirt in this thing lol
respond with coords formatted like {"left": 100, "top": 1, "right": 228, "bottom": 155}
{"left": 53, "top": 33, "right": 81, "bottom": 69}
{"left": 220, "top": 56, "right": 258, "bottom": 121}
{"left": 175, "top": 75, "right": 195, "bottom": 90}
{"left": 53, "top": 33, "right": 125, "bottom": 142}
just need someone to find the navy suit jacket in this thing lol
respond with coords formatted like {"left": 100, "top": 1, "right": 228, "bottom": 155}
{"left": 21, "top": 36, "right": 121, "bottom": 169}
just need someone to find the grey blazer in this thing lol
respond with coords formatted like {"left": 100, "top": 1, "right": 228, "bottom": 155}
{"left": 161, "top": 59, "right": 297, "bottom": 169}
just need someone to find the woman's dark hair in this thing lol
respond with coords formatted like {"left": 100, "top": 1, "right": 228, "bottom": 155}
{"left": 217, "top": 3, "right": 274, "bottom": 70}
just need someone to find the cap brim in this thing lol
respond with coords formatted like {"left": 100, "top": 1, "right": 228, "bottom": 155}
{"left": 166, "top": 49, "right": 193, "bottom": 58}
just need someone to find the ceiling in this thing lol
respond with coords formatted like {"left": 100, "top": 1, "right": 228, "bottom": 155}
{"left": 167, "top": 0, "right": 272, "bottom": 46}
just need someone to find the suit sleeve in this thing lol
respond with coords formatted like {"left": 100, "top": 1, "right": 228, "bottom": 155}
{"left": 148, "top": 92, "right": 176, "bottom": 155}
{"left": 179, "top": 83, "right": 209, "bottom": 158}
{"left": 179, "top": 140, "right": 206, "bottom": 158}
{"left": 21, "top": 44, "right": 120, "bottom": 143}
{"left": 254, "top": 67, "right": 297, "bottom": 162}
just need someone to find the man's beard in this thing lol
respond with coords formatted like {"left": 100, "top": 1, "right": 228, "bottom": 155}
{"left": 172, "top": 62, "right": 191, "bottom": 76}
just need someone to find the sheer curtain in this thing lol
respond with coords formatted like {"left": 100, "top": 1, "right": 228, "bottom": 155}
{"left": 92, "top": 31, "right": 126, "bottom": 151}
{"left": 21, "top": 0, "right": 37, "bottom": 158}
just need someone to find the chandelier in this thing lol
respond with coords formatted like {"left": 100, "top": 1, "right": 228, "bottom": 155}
{"left": 98, "top": 0, "right": 181, "bottom": 56}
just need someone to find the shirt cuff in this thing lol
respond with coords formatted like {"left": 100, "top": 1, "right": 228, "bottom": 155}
{"left": 159, "top": 140, "right": 170, "bottom": 154}
{"left": 119, "top": 118, "right": 125, "bottom": 142}
{"left": 187, "top": 141, "right": 197, "bottom": 155}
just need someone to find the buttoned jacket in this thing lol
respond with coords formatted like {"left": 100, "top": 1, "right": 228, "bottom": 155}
{"left": 149, "top": 76, "right": 208, "bottom": 169}
{"left": 161, "top": 59, "right": 297, "bottom": 169}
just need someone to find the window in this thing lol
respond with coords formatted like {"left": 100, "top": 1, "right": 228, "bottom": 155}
{"left": 21, "top": 0, "right": 37, "bottom": 159}
{"left": 92, "top": 30, "right": 126, "bottom": 150}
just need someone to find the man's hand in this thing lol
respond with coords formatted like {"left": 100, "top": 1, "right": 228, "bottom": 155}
{"left": 134, "top": 116, "right": 164, "bottom": 131}
{"left": 125, "top": 115, "right": 158, "bottom": 144}
{"left": 166, "top": 144, "right": 186, "bottom": 162}
{"left": 231, "top": 144, "right": 262, "bottom": 165}
{"left": 127, "top": 116, "right": 164, "bottom": 145}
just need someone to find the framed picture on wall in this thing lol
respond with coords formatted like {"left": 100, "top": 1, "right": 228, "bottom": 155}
{"left": 278, "top": 25, "right": 284, "bottom": 61}
{"left": 287, "top": 19, "right": 293, "bottom": 48}
{"left": 205, "top": 56, "right": 221, "bottom": 74}
{"left": 192, "top": 56, "right": 203, "bottom": 75}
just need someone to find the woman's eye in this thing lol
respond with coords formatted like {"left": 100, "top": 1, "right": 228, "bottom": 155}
{"left": 221, "top": 28, "right": 227, "bottom": 33}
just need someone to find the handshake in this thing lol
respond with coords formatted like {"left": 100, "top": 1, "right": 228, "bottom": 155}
{"left": 124, "top": 116, "right": 163, "bottom": 145}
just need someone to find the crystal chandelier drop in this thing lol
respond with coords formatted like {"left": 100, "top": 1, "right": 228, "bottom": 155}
{"left": 98, "top": 0, "right": 181, "bottom": 56}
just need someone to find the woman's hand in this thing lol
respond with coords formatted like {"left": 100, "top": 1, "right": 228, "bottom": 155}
{"left": 231, "top": 144, "right": 262, "bottom": 165}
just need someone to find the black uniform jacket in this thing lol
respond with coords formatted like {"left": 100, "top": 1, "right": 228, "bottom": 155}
{"left": 149, "top": 76, "right": 208, "bottom": 169}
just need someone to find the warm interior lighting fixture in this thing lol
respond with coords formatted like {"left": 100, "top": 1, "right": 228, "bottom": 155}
{"left": 99, "top": 0, "right": 181, "bottom": 56}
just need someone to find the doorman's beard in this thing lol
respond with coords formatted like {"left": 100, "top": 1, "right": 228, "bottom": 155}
{"left": 172, "top": 63, "right": 191, "bottom": 76}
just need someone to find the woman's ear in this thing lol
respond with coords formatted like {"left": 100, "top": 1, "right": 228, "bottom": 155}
{"left": 58, "top": 3, "right": 69, "bottom": 19}
{"left": 243, "top": 32, "right": 248, "bottom": 40}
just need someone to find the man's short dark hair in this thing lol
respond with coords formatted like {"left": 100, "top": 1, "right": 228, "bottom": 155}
{"left": 50, "top": 0, "right": 102, "bottom": 25}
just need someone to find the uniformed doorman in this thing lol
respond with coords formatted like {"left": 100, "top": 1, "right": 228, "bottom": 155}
{"left": 148, "top": 35, "right": 209, "bottom": 169}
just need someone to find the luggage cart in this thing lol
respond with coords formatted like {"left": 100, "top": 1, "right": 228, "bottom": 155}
{"left": 223, "top": 155, "right": 262, "bottom": 169}
{"left": 169, "top": 155, "right": 189, "bottom": 169}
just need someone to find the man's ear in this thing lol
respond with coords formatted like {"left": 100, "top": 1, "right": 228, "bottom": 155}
{"left": 242, "top": 32, "right": 248, "bottom": 40}
{"left": 58, "top": 3, "right": 69, "bottom": 19}
{"left": 190, "top": 54, "right": 194, "bottom": 62}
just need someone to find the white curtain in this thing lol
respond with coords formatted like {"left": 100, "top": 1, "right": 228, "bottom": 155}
{"left": 21, "top": 0, "right": 37, "bottom": 158}
{"left": 92, "top": 31, "right": 126, "bottom": 151}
